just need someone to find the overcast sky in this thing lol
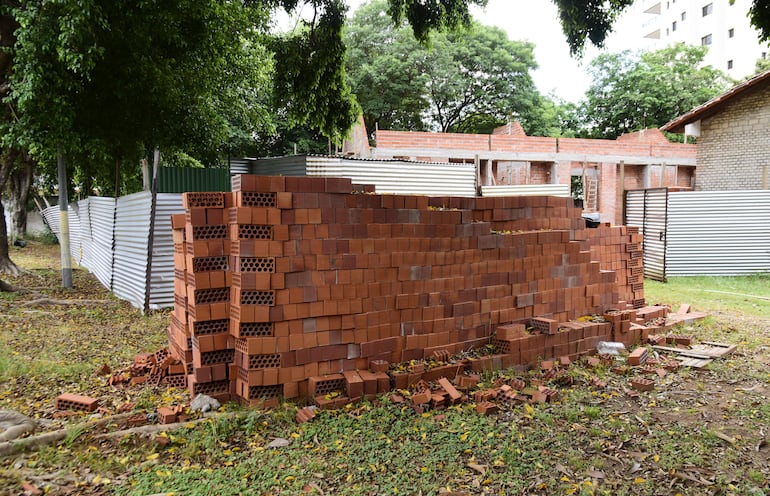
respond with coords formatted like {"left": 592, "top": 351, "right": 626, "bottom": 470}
{"left": 279, "top": 0, "right": 642, "bottom": 103}
{"left": 468, "top": 0, "right": 644, "bottom": 102}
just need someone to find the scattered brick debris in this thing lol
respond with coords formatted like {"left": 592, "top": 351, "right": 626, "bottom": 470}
{"left": 628, "top": 347, "right": 649, "bottom": 366}
{"left": 55, "top": 393, "right": 99, "bottom": 412}
{"left": 630, "top": 377, "right": 655, "bottom": 392}
{"left": 95, "top": 363, "right": 111, "bottom": 376}
{"left": 475, "top": 401, "right": 499, "bottom": 416}
{"left": 295, "top": 406, "right": 317, "bottom": 424}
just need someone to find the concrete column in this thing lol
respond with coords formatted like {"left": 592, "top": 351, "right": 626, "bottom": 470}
{"left": 599, "top": 162, "right": 617, "bottom": 224}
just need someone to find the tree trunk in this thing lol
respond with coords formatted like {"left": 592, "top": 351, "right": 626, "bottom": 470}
{"left": 0, "top": 148, "right": 20, "bottom": 275}
{"left": 8, "top": 157, "right": 34, "bottom": 239}
{"left": 114, "top": 156, "right": 121, "bottom": 197}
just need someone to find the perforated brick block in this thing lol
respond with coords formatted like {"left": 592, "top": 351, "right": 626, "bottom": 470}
{"left": 237, "top": 224, "right": 273, "bottom": 240}
{"left": 190, "top": 379, "right": 231, "bottom": 397}
{"left": 199, "top": 348, "right": 235, "bottom": 366}
{"left": 239, "top": 257, "right": 275, "bottom": 273}
{"left": 239, "top": 192, "right": 277, "bottom": 208}
{"left": 231, "top": 321, "right": 274, "bottom": 338}
{"left": 243, "top": 384, "right": 282, "bottom": 400}
{"left": 191, "top": 225, "right": 228, "bottom": 240}
{"left": 183, "top": 192, "right": 225, "bottom": 209}
{"left": 56, "top": 393, "right": 99, "bottom": 412}
{"left": 191, "top": 256, "right": 229, "bottom": 273}
{"left": 530, "top": 317, "right": 559, "bottom": 334}
{"left": 307, "top": 374, "right": 346, "bottom": 397}
{"left": 191, "top": 319, "right": 230, "bottom": 336}
{"left": 161, "top": 374, "right": 188, "bottom": 389}
{"left": 191, "top": 287, "right": 230, "bottom": 305}
{"left": 239, "top": 290, "right": 275, "bottom": 306}
{"left": 235, "top": 351, "right": 281, "bottom": 369}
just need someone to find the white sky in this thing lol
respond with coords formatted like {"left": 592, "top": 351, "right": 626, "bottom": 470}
{"left": 468, "top": 0, "right": 643, "bottom": 103}
{"left": 278, "top": 0, "right": 643, "bottom": 103}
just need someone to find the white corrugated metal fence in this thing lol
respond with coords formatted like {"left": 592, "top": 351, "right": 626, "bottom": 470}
{"left": 626, "top": 189, "right": 770, "bottom": 277}
{"left": 41, "top": 191, "right": 184, "bottom": 311}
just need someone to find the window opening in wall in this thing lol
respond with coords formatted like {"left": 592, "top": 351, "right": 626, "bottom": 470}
{"left": 570, "top": 176, "right": 584, "bottom": 208}
{"left": 701, "top": 34, "right": 712, "bottom": 45}
{"left": 672, "top": 21, "right": 677, "bottom": 31}
{"left": 702, "top": 3, "right": 712, "bottom": 16}
{"left": 681, "top": 11, "right": 686, "bottom": 20}
{"left": 728, "top": 28, "right": 734, "bottom": 38}
{"left": 727, "top": 60, "right": 733, "bottom": 69}
{"left": 762, "top": 52, "right": 767, "bottom": 59}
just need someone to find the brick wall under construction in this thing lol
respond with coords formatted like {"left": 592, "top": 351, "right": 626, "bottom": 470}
{"left": 167, "top": 175, "right": 646, "bottom": 406}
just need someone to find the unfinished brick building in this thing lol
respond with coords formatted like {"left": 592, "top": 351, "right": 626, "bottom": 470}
{"left": 364, "top": 123, "right": 696, "bottom": 225}
{"left": 168, "top": 175, "right": 658, "bottom": 408}
{"left": 663, "top": 69, "right": 770, "bottom": 190}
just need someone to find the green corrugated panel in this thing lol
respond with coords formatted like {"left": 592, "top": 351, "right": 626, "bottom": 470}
{"left": 158, "top": 167, "right": 231, "bottom": 193}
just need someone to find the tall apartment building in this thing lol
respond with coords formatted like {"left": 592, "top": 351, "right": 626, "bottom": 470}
{"left": 633, "top": 0, "right": 770, "bottom": 77}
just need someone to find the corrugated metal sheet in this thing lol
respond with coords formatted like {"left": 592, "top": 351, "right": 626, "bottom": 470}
{"left": 642, "top": 189, "right": 668, "bottom": 281}
{"left": 40, "top": 204, "right": 60, "bottom": 234}
{"left": 307, "top": 156, "right": 476, "bottom": 196}
{"left": 666, "top": 190, "right": 770, "bottom": 276}
{"left": 625, "top": 188, "right": 667, "bottom": 281}
{"left": 229, "top": 159, "right": 250, "bottom": 175}
{"left": 39, "top": 203, "right": 82, "bottom": 259}
{"left": 147, "top": 194, "right": 184, "bottom": 310}
{"left": 71, "top": 200, "right": 89, "bottom": 265}
{"left": 112, "top": 192, "right": 152, "bottom": 309}
{"left": 250, "top": 156, "right": 308, "bottom": 176}
{"left": 625, "top": 190, "right": 645, "bottom": 229}
{"left": 81, "top": 197, "right": 116, "bottom": 289}
{"left": 246, "top": 155, "right": 477, "bottom": 196}
{"left": 158, "top": 167, "right": 231, "bottom": 193}
{"left": 481, "top": 184, "right": 570, "bottom": 198}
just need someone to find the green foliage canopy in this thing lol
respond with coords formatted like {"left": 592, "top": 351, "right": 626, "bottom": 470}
{"left": 579, "top": 45, "right": 732, "bottom": 139}
{"left": 345, "top": 0, "right": 541, "bottom": 135}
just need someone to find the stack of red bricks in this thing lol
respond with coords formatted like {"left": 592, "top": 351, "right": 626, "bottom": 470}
{"left": 168, "top": 192, "right": 234, "bottom": 404}
{"left": 585, "top": 224, "right": 644, "bottom": 307}
{"left": 168, "top": 175, "right": 648, "bottom": 406}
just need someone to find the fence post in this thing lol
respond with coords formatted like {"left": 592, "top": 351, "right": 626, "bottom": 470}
{"left": 57, "top": 149, "right": 73, "bottom": 288}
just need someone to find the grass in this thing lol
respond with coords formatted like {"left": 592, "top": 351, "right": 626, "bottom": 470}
{"left": 645, "top": 273, "right": 770, "bottom": 318}
{"left": 0, "top": 243, "right": 769, "bottom": 495}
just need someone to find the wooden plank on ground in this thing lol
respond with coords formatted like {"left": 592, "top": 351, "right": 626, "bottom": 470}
{"left": 694, "top": 342, "right": 737, "bottom": 358}
{"left": 652, "top": 346, "right": 712, "bottom": 359}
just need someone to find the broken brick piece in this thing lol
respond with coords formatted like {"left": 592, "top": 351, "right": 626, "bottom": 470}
{"left": 95, "top": 363, "right": 111, "bottom": 376}
{"left": 157, "top": 406, "right": 178, "bottom": 424}
{"left": 456, "top": 374, "right": 481, "bottom": 391}
{"left": 475, "top": 401, "right": 498, "bottom": 416}
{"left": 437, "top": 378, "right": 462, "bottom": 402}
{"left": 55, "top": 393, "right": 99, "bottom": 412}
{"left": 295, "top": 406, "right": 317, "bottom": 424}
{"left": 369, "top": 359, "right": 389, "bottom": 373}
{"left": 411, "top": 391, "right": 431, "bottom": 405}
{"left": 630, "top": 377, "right": 655, "bottom": 392}
{"left": 628, "top": 347, "right": 649, "bottom": 366}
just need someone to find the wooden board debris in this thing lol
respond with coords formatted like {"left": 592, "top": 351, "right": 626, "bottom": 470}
{"left": 652, "top": 341, "right": 736, "bottom": 369}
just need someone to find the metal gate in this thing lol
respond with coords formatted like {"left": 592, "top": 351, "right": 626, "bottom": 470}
{"left": 625, "top": 188, "right": 669, "bottom": 281}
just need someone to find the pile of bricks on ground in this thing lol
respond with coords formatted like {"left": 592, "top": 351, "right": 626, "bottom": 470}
{"left": 163, "top": 174, "right": 661, "bottom": 408}
{"left": 291, "top": 336, "right": 686, "bottom": 421}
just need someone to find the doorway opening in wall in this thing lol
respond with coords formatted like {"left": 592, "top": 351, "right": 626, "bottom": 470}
{"left": 570, "top": 175, "right": 584, "bottom": 208}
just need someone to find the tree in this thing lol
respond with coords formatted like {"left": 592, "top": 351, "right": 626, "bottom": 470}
{"left": 346, "top": 0, "right": 540, "bottom": 134}
{"left": 579, "top": 45, "right": 732, "bottom": 139}
{"left": 755, "top": 56, "right": 770, "bottom": 75}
